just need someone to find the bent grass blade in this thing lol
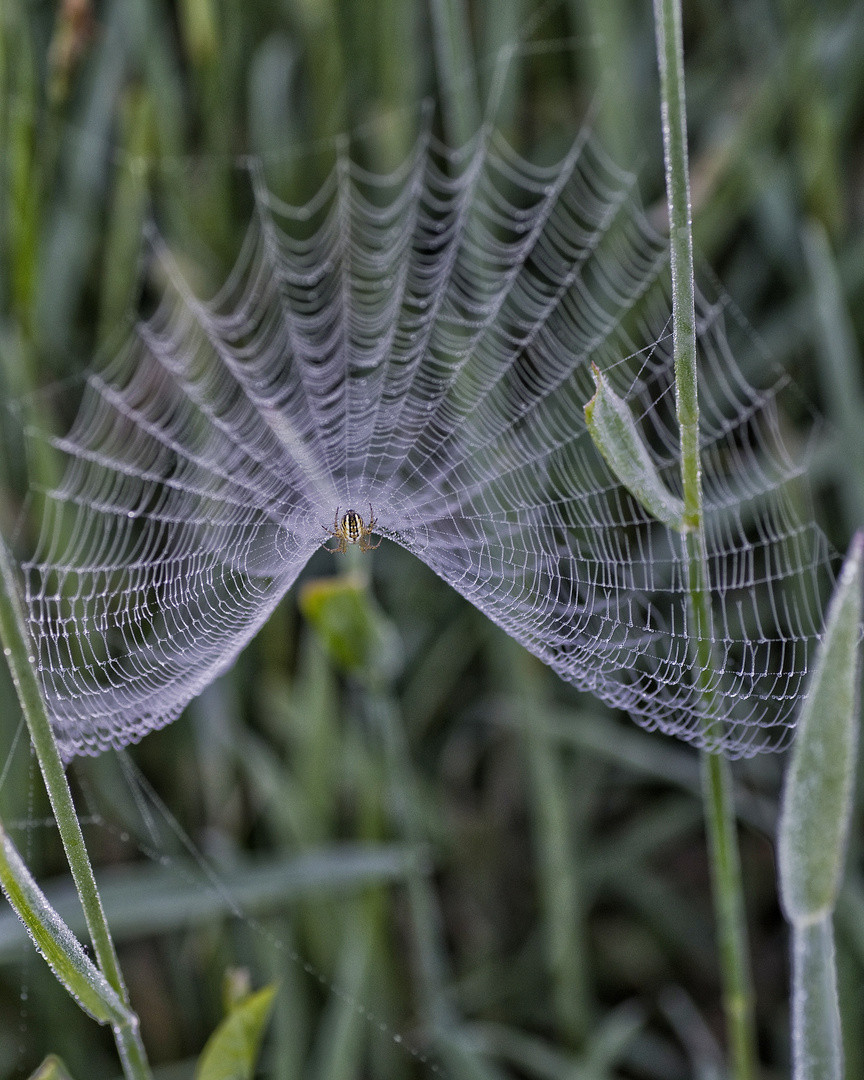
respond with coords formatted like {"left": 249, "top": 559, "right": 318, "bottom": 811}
{"left": 0, "top": 822, "right": 130, "bottom": 1027}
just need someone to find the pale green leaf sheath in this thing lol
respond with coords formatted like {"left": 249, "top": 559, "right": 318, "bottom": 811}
{"left": 584, "top": 362, "right": 685, "bottom": 531}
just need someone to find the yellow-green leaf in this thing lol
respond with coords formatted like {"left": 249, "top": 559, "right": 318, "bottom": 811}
{"left": 27, "top": 1056, "right": 75, "bottom": 1080}
{"left": 195, "top": 984, "right": 277, "bottom": 1080}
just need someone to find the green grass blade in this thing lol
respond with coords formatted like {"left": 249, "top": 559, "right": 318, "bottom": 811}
{"left": 0, "top": 533, "right": 125, "bottom": 990}
{"left": 97, "top": 87, "right": 154, "bottom": 346}
{"left": 801, "top": 220, "right": 864, "bottom": 530}
{"left": 652, "top": 0, "right": 759, "bottom": 1074}
{"left": 308, "top": 922, "right": 370, "bottom": 1080}
{"left": 0, "top": 844, "right": 420, "bottom": 959}
{"left": 778, "top": 531, "right": 863, "bottom": 925}
{"left": 512, "top": 647, "right": 590, "bottom": 1045}
{"left": 0, "top": 822, "right": 130, "bottom": 1026}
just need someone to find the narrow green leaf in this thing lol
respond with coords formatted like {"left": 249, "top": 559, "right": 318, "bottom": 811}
{"left": 27, "top": 1055, "right": 76, "bottom": 1080}
{"left": 584, "top": 363, "right": 685, "bottom": 531}
{"left": 98, "top": 86, "right": 155, "bottom": 346}
{"left": 0, "top": 843, "right": 419, "bottom": 959}
{"left": 779, "top": 531, "right": 864, "bottom": 926}
{"left": 195, "top": 983, "right": 277, "bottom": 1080}
{"left": 511, "top": 645, "right": 589, "bottom": 1044}
{"left": 802, "top": 219, "right": 864, "bottom": 529}
{"left": 0, "top": 823, "right": 130, "bottom": 1026}
{"left": 308, "top": 923, "right": 370, "bottom": 1080}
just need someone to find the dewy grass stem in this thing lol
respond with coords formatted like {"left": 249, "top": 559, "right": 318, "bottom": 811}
{"left": 0, "top": 533, "right": 152, "bottom": 1080}
{"left": 652, "top": 1, "right": 759, "bottom": 1077}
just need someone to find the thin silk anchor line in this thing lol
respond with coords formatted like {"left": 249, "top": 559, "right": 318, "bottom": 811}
{"left": 21, "top": 126, "right": 831, "bottom": 759}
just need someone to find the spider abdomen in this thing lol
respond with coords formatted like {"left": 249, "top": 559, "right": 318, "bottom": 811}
{"left": 343, "top": 511, "right": 363, "bottom": 542}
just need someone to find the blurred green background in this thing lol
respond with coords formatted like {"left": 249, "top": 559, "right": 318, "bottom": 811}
{"left": 2, "top": 0, "right": 864, "bottom": 1077}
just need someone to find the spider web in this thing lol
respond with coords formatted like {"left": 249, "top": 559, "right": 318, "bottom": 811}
{"left": 21, "top": 123, "right": 831, "bottom": 760}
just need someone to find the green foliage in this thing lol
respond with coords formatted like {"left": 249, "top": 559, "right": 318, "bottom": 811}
{"left": 1, "top": 0, "right": 863, "bottom": 1077}
{"left": 194, "top": 983, "right": 277, "bottom": 1080}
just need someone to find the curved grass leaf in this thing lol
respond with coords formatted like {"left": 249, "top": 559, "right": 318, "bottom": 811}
{"left": 0, "top": 823, "right": 130, "bottom": 1026}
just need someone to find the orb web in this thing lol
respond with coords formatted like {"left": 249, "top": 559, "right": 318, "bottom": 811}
{"left": 21, "top": 125, "right": 832, "bottom": 760}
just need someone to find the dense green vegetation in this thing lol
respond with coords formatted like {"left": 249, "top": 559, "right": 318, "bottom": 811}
{"left": 1, "top": 0, "right": 863, "bottom": 1077}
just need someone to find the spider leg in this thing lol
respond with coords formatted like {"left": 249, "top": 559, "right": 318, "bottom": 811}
{"left": 361, "top": 505, "right": 381, "bottom": 551}
{"left": 322, "top": 522, "right": 341, "bottom": 552}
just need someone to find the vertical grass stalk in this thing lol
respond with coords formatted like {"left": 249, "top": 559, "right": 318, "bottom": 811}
{"left": 0, "top": 534, "right": 151, "bottom": 1080}
{"left": 652, "top": 1, "right": 759, "bottom": 1077}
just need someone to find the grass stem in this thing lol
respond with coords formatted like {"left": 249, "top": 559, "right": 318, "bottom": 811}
{"left": 652, "top": 0, "right": 759, "bottom": 1076}
{"left": 0, "top": 534, "right": 151, "bottom": 1080}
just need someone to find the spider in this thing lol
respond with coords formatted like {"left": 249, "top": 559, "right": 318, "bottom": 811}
{"left": 322, "top": 504, "right": 382, "bottom": 554}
